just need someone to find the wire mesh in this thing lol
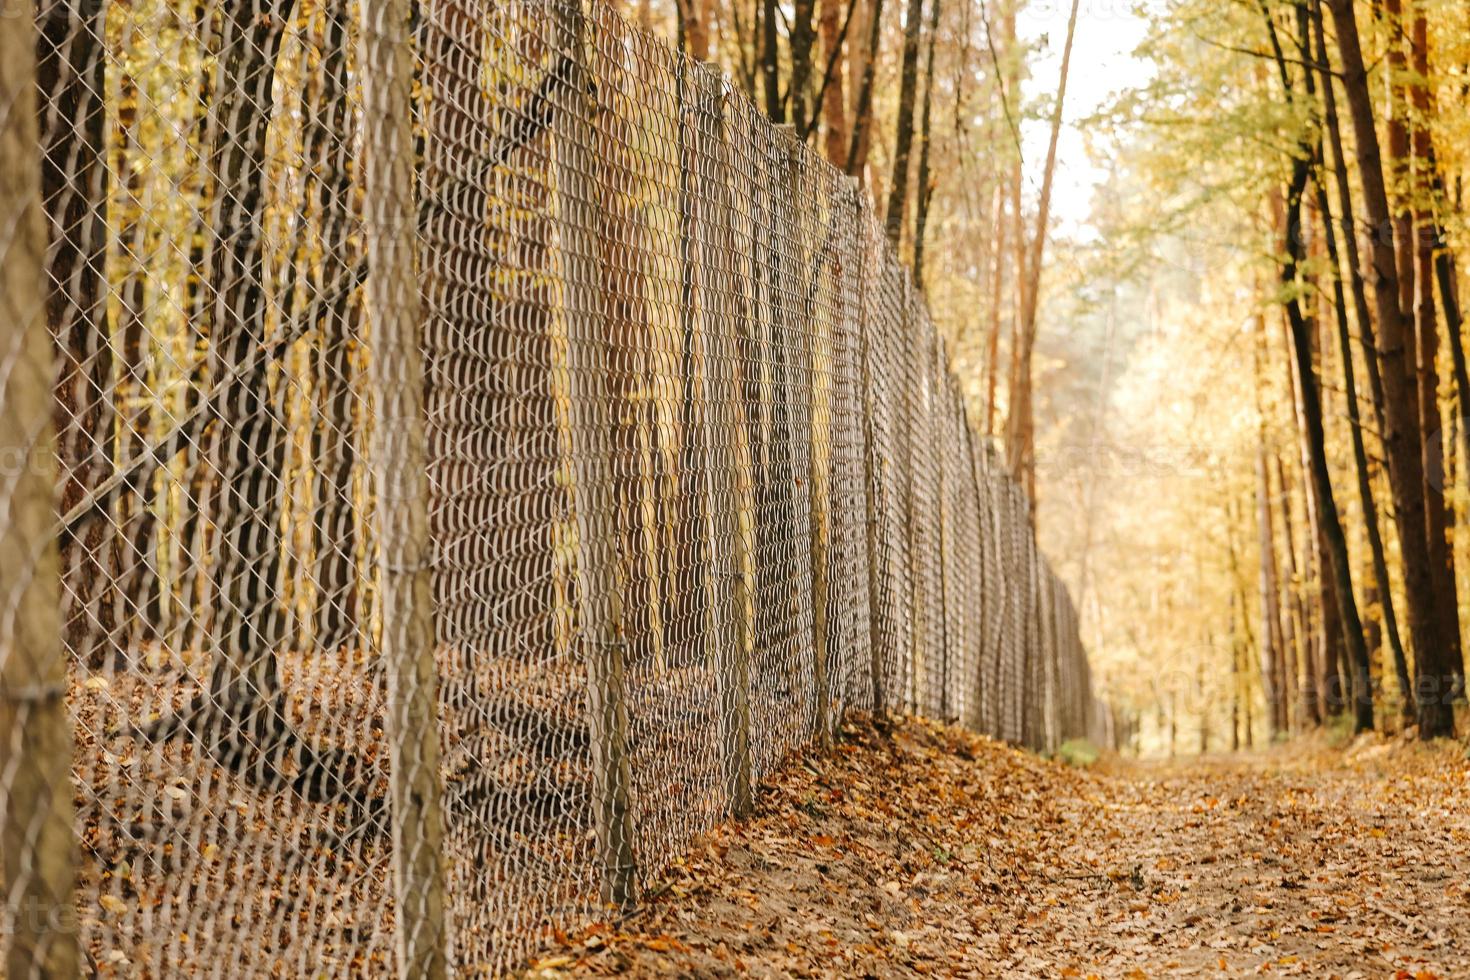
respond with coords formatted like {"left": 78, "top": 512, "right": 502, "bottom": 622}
{"left": 4, "top": 0, "right": 1102, "bottom": 974}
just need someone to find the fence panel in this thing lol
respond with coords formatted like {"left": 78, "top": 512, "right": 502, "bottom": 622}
{"left": 5, "top": 0, "right": 1102, "bottom": 974}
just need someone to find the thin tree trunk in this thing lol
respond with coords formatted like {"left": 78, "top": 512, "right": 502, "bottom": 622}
{"left": 846, "top": 0, "right": 886, "bottom": 179}
{"left": 1409, "top": 6, "right": 1464, "bottom": 692}
{"left": 680, "top": 0, "right": 711, "bottom": 59}
{"left": 883, "top": 0, "right": 928, "bottom": 247}
{"left": 1280, "top": 145, "right": 1374, "bottom": 732}
{"left": 819, "top": 0, "right": 849, "bottom": 166}
{"left": 1257, "top": 441, "right": 1286, "bottom": 739}
{"left": 201, "top": 0, "right": 296, "bottom": 741}
{"left": 308, "top": 1, "right": 360, "bottom": 654}
{"left": 39, "top": 0, "right": 111, "bottom": 664}
{"left": 762, "top": 0, "right": 781, "bottom": 121}
{"left": 1328, "top": 0, "right": 1453, "bottom": 736}
{"left": 790, "top": 0, "right": 816, "bottom": 136}
{"left": 1440, "top": 249, "right": 1470, "bottom": 491}
{"left": 984, "top": 182, "right": 1008, "bottom": 436}
{"left": 1005, "top": 0, "right": 1081, "bottom": 506}
{"left": 1273, "top": 453, "right": 1305, "bottom": 729}
{"left": 912, "top": 0, "right": 943, "bottom": 289}
{"left": 1312, "top": 0, "right": 1412, "bottom": 716}
{"left": 1264, "top": 1, "right": 1373, "bottom": 730}
{"left": 1226, "top": 496, "right": 1259, "bottom": 748}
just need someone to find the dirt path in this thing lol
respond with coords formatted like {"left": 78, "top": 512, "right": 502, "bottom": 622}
{"left": 527, "top": 717, "right": 1470, "bottom": 978}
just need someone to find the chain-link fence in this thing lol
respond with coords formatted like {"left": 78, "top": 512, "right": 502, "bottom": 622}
{"left": 2, "top": 0, "right": 1102, "bottom": 974}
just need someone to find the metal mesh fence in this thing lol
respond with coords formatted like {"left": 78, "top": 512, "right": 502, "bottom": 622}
{"left": 3, "top": 0, "right": 1100, "bottom": 974}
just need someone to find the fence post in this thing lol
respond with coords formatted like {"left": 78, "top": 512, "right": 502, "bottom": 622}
{"left": 851, "top": 184, "right": 888, "bottom": 719}
{"left": 551, "top": 2, "right": 638, "bottom": 908}
{"left": 0, "top": 7, "right": 80, "bottom": 974}
{"left": 356, "top": 1, "right": 448, "bottom": 973}
{"left": 776, "top": 125, "right": 832, "bottom": 748}
{"left": 963, "top": 404, "right": 988, "bottom": 732}
{"left": 698, "top": 65, "right": 754, "bottom": 816}
{"left": 933, "top": 335, "right": 952, "bottom": 721}
{"left": 902, "top": 286, "right": 925, "bottom": 712}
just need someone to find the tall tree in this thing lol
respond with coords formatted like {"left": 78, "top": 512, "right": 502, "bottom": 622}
{"left": 884, "top": 0, "right": 928, "bottom": 247}
{"left": 1259, "top": 0, "right": 1373, "bottom": 731}
{"left": 308, "top": 0, "right": 361, "bottom": 654}
{"left": 1311, "top": 0, "right": 1413, "bottom": 717}
{"left": 1005, "top": 0, "right": 1081, "bottom": 507}
{"left": 912, "top": 0, "right": 943, "bottom": 288}
{"left": 678, "top": 0, "right": 711, "bottom": 59}
{"left": 790, "top": 0, "right": 817, "bottom": 136}
{"left": 762, "top": 0, "right": 781, "bottom": 121}
{"left": 846, "top": 0, "right": 886, "bottom": 179}
{"left": 819, "top": 0, "right": 849, "bottom": 166}
{"left": 1407, "top": 2, "right": 1464, "bottom": 692}
{"left": 39, "top": 0, "right": 110, "bottom": 664}
{"left": 1257, "top": 442, "right": 1287, "bottom": 737}
{"left": 1327, "top": 0, "right": 1454, "bottom": 737}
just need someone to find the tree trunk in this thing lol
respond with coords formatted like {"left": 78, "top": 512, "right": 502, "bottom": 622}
{"left": 846, "top": 0, "right": 886, "bottom": 179}
{"left": 1312, "top": 0, "right": 1413, "bottom": 717}
{"left": 1315, "top": 154, "right": 1403, "bottom": 719}
{"left": 790, "top": 0, "right": 816, "bottom": 136}
{"left": 762, "top": 0, "right": 782, "bottom": 122}
{"left": 1257, "top": 442, "right": 1286, "bottom": 738}
{"left": 911, "top": 0, "right": 942, "bottom": 289}
{"left": 1261, "top": 2, "right": 1373, "bottom": 730}
{"left": 680, "top": 0, "right": 711, "bottom": 59}
{"left": 1327, "top": 0, "right": 1453, "bottom": 737}
{"left": 201, "top": 0, "right": 296, "bottom": 735}
{"left": 984, "top": 182, "right": 1008, "bottom": 436}
{"left": 39, "top": 0, "right": 110, "bottom": 664}
{"left": 1408, "top": 6, "right": 1464, "bottom": 692}
{"left": 819, "top": 0, "right": 849, "bottom": 167}
{"left": 1273, "top": 453, "right": 1306, "bottom": 729}
{"left": 1004, "top": 0, "right": 1081, "bottom": 507}
{"left": 1279, "top": 144, "right": 1374, "bottom": 732}
{"left": 883, "top": 0, "right": 927, "bottom": 248}
{"left": 308, "top": 1, "right": 361, "bottom": 654}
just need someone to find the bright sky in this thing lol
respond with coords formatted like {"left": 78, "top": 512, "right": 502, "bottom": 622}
{"left": 1016, "top": 0, "right": 1159, "bottom": 239}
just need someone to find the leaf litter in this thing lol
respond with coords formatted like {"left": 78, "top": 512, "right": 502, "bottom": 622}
{"left": 526, "top": 715, "right": 1470, "bottom": 978}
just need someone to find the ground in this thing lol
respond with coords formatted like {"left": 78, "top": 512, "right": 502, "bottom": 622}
{"left": 525, "top": 716, "right": 1470, "bottom": 978}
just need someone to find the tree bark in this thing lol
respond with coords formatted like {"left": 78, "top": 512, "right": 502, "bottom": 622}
{"left": 679, "top": 0, "right": 711, "bottom": 59}
{"left": 1273, "top": 453, "right": 1306, "bottom": 729}
{"left": 1327, "top": 0, "right": 1451, "bottom": 736}
{"left": 1005, "top": 0, "right": 1081, "bottom": 508}
{"left": 1312, "top": 0, "right": 1413, "bottom": 717}
{"left": 1280, "top": 146, "right": 1375, "bottom": 732}
{"left": 1259, "top": 0, "right": 1373, "bottom": 730}
{"left": 308, "top": 0, "right": 361, "bottom": 654}
{"left": 984, "top": 182, "right": 1008, "bottom": 436}
{"left": 1257, "top": 441, "right": 1286, "bottom": 738}
{"left": 762, "top": 0, "right": 781, "bottom": 121}
{"left": 3, "top": 6, "right": 81, "bottom": 972}
{"left": 912, "top": 0, "right": 943, "bottom": 289}
{"left": 846, "top": 0, "right": 886, "bottom": 179}
{"left": 39, "top": 0, "right": 111, "bottom": 665}
{"left": 200, "top": 0, "right": 296, "bottom": 741}
{"left": 790, "top": 0, "right": 817, "bottom": 136}
{"left": 884, "top": 0, "right": 928, "bottom": 247}
{"left": 819, "top": 0, "right": 849, "bottom": 167}
{"left": 1408, "top": 6, "right": 1464, "bottom": 692}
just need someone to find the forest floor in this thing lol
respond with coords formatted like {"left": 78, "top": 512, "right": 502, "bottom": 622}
{"left": 525, "top": 714, "right": 1470, "bottom": 979}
